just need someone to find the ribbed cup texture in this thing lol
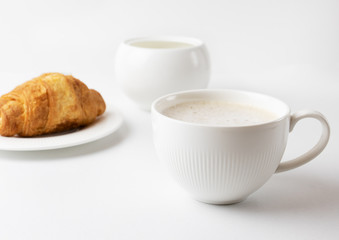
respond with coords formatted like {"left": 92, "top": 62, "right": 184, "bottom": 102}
{"left": 158, "top": 143, "right": 284, "bottom": 204}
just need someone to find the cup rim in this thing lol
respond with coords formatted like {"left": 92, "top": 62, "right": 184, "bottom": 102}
{"left": 123, "top": 36, "right": 205, "bottom": 51}
{"left": 151, "top": 89, "right": 291, "bottom": 129}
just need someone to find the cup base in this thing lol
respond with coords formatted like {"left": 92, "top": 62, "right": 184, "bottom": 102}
{"left": 193, "top": 197, "right": 247, "bottom": 205}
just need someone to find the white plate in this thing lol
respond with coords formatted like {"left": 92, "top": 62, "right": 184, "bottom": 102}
{"left": 0, "top": 105, "right": 123, "bottom": 151}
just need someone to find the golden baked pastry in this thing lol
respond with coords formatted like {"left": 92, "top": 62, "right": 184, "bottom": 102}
{"left": 0, "top": 73, "right": 106, "bottom": 137}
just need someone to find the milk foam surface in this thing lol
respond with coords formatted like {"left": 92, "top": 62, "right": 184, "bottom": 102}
{"left": 162, "top": 100, "right": 278, "bottom": 126}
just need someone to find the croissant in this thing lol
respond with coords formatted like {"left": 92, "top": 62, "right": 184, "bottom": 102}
{"left": 0, "top": 73, "right": 106, "bottom": 137}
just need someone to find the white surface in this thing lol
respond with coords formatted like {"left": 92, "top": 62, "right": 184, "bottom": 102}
{"left": 0, "top": 105, "right": 123, "bottom": 151}
{"left": 0, "top": 0, "right": 338, "bottom": 239}
{"left": 1, "top": 70, "right": 338, "bottom": 240}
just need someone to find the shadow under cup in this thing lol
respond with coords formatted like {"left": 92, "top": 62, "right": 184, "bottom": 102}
{"left": 151, "top": 89, "right": 293, "bottom": 204}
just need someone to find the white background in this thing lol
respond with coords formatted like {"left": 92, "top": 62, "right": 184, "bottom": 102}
{"left": 0, "top": 0, "right": 338, "bottom": 239}
{"left": 1, "top": 0, "right": 338, "bottom": 77}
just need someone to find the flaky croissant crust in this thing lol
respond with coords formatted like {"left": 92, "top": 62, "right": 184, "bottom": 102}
{"left": 0, "top": 73, "right": 106, "bottom": 137}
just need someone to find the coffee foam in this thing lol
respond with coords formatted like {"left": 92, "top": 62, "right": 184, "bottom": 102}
{"left": 162, "top": 100, "right": 278, "bottom": 126}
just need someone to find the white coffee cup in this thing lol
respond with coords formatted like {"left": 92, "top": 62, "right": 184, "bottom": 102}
{"left": 115, "top": 36, "right": 210, "bottom": 110}
{"left": 151, "top": 89, "right": 330, "bottom": 204}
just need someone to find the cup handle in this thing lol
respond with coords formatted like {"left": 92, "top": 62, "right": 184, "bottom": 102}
{"left": 275, "top": 110, "right": 330, "bottom": 173}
